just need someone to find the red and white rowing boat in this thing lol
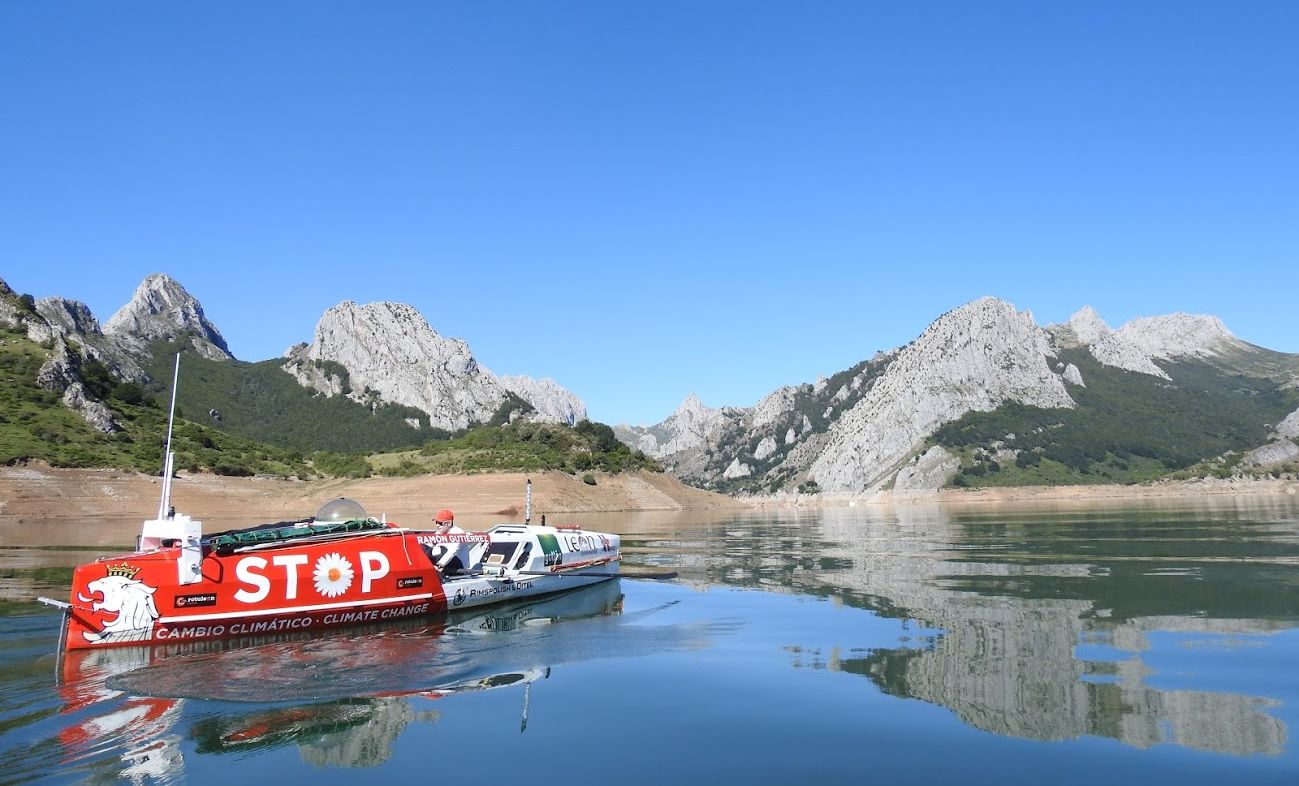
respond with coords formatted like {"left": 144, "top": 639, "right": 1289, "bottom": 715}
{"left": 41, "top": 493, "right": 621, "bottom": 651}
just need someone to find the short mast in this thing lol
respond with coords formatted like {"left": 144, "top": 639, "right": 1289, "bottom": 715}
{"left": 157, "top": 352, "right": 181, "bottom": 519}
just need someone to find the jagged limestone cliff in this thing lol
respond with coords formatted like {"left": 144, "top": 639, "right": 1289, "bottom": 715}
{"left": 285, "top": 300, "right": 588, "bottom": 431}
{"left": 1277, "top": 407, "right": 1299, "bottom": 440}
{"left": 614, "top": 394, "right": 723, "bottom": 458}
{"left": 1048, "top": 307, "right": 1247, "bottom": 381}
{"left": 807, "top": 298, "right": 1074, "bottom": 492}
{"left": 498, "top": 375, "right": 587, "bottom": 426}
{"left": 2, "top": 274, "right": 229, "bottom": 431}
{"left": 621, "top": 297, "right": 1298, "bottom": 494}
{"left": 105, "top": 273, "right": 233, "bottom": 361}
{"left": 621, "top": 298, "right": 1073, "bottom": 494}
{"left": 286, "top": 301, "right": 509, "bottom": 431}
{"left": 9, "top": 274, "right": 591, "bottom": 440}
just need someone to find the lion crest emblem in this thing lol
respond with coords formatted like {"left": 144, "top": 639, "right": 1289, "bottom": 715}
{"left": 79, "top": 568, "right": 160, "bottom": 645}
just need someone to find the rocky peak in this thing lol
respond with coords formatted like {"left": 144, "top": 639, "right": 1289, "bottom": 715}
{"left": 498, "top": 375, "right": 588, "bottom": 426}
{"left": 807, "top": 297, "right": 1074, "bottom": 492}
{"left": 285, "top": 300, "right": 588, "bottom": 429}
{"left": 1111, "top": 313, "right": 1238, "bottom": 359}
{"left": 674, "top": 393, "right": 717, "bottom": 423}
{"left": 1065, "top": 306, "right": 1111, "bottom": 346}
{"left": 1048, "top": 306, "right": 1109, "bottom": 354}
{"left": 1048, "top": 305, "right": 1245, "bottom": 381}
{"left": 666, "top": 394, "right": 726, "bottom": 448}
{"left": 295, "top": 300, "right": 509, "bottom": 431}
{"left": 1087, "top": 312, "right": 1242, "bottom": 380}
{"left": 613, "top": 393, "right": 726, "bottom": 459}
{"left": 36, "top": 297, "right": 102, "bottom": 338}
{"left": 23, "top": 297, "right": 148, "bottom": 383}
{"left": 0, "top": 277, "right": 33, "bottom": 331}
{"left": 751, "top": 387, "right": 799, "bottom": 431}
{"left": 104, "top": 273, "right": 232, "bottom": 360}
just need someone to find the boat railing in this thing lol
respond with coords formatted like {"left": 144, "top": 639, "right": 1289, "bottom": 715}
{"left": 205, "top": 518, "right": 391, "bottom": 555}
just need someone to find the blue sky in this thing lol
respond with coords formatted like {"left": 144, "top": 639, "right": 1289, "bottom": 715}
{"left": 3, "top": 2, "right": 1296, "bottom": 425}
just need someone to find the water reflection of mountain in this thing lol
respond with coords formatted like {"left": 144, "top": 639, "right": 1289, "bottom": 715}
{"left": 657, "top": 498, "right": 1299, "bottom": 756}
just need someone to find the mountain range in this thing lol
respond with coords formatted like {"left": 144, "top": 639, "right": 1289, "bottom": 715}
{"left": 0, "top": 273, "right": 587, "bottom": 450}
{"left": 615, "top": 297, "right": 1299, "bottom": 494}
{"left": 4, "top": 273, "right": 1296, "bottom": 493}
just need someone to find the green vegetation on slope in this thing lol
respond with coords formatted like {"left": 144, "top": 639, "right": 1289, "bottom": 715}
{"left": 933, "top": 350, "right": 1299, "bottom": 486}
{"left": 141, "top": 342, "right": 434, "bottom": 454}
{"left": 1, "top": 328, "right": 653, "bottom": 480}
{"left": 369, "top": 419, "right": 660, "bottom": 476}
{"left": 0, "top": 326, "right": 312, "bottom": 477}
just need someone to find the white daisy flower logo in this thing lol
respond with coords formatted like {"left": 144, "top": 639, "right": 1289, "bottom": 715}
{"left": 313, "top": 553, "right": 354, "bottom": 598}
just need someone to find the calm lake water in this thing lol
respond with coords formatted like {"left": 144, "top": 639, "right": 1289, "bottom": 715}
{"left": 3, "top": 496, "right": 1299, "bottom": 784}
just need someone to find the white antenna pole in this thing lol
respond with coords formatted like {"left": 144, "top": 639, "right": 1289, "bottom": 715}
{"left": 524, "top": 478, "right": 532, "bottom": 525}
{"left": 157, "top": 352, "right": 181, "bottom": 519}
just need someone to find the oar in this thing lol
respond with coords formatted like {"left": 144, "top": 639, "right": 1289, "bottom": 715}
{"left": 513, "top": 569, "right": 678, "bottom": 580}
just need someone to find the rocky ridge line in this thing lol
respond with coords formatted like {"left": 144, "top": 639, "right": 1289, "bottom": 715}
{"left": 1048, "top": 307, "right": 1245, "bottom": 381}
{"left": 806, "top": 297, "right": 1075, "bottom": 492}
{"left": 285, "top": 300, "right": 588, "bottom": 430}
{"left": 498, "top": 375, "right": 587, "bottom": 426}
{"left": 285, "top": 301, "right": 508, "bottom": 431}
{"left": 105, "top": 273, "right": 233, "bottom": 361}
{"left": 614, "top": 393, "right": 723, "bottom": 458}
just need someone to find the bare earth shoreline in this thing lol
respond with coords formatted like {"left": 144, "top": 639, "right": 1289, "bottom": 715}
{"left": 1, "top": 465, "right": 1295, "bottom": 541}
{"left": 0, "top": 465, "right": 740, "bottom": 530}
{"left": 756, "top": 477, "right": 1299, "bottom": 508}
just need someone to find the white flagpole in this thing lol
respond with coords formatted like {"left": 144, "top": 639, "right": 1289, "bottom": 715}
{"left": 157, "top": 352, "right": 181, "bottom": 519}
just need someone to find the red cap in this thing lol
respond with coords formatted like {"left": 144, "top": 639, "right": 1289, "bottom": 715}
{"left": 433, "top": 509, "right": 455, "bottom": 524}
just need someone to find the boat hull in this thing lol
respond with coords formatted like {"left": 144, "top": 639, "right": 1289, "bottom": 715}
{"left": 60, "top": 525, "right": 620, "bottom": 650}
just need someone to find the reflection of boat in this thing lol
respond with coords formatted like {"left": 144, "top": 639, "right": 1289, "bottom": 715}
{"left": 50, "top": 581, "right": 629, "bottom": 773}
{"left": 96, "top": 578, "right": 625, "bottom": 700}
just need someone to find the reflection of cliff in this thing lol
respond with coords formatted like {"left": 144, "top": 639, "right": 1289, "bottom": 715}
{"left": 191, "top": 698, "right": 434, "bottom": 766}
{"left": 297, "top": 699, "right": 431, "bottom": 767}
{"left": 669, "top": 499, "right": 1299, "bottom": 756}
{"left": 842, "top": 622, "right": 1285, "bottom": 756}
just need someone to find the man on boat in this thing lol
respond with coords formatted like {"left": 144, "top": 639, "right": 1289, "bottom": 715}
{"left": 431, "top": 509, "right": 471, "bottom": 576}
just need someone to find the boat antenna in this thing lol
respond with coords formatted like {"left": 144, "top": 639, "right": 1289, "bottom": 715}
{"left": 524, "top": 478, "right": 532, "bottom": 525}
{"left": 157, "top": 352, "right": 181, "bottom": 519}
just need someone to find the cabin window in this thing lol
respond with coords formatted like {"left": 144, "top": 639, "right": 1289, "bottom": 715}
{"left": 483, "top": 541, "right": 521, "bottom": 567}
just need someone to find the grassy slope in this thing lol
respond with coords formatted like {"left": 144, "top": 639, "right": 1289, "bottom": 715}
{"left": 933, "top": 349, "right": 1299, "bottom": 486}
{"left": 0, "top": 326, "right": 311, "bottom": 477}
{"left": 140, "top": 343, "right": 432, "bottom": 454}
{"left": 2, "top": 328, "right": 655, "bottom": 480}
{"left": 370, "top": 420, "right": 659, "bottom": 477}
